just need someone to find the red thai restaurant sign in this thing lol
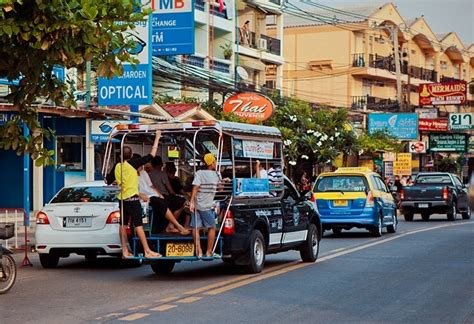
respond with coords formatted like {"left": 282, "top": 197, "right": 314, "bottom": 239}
{"left": 223, "top": 92, "right": 275, "bottom": 124}
{"left": 418, "top": 118, "right": 449, "bottom": 132}
{"left": 418, "top": 81, "right": 467, "bottom": 106}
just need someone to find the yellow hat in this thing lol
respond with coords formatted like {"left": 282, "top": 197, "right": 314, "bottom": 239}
{"left": 204, "top": 153, "right": 216, "bottom": 166}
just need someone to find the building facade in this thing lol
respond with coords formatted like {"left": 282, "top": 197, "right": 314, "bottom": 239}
{"left": 277, "top": 3, "right": 473, "bottom": 119}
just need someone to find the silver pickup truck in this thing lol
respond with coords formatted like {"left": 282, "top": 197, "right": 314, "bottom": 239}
{"left": 399, "top": 172, "right": 471, "bottom": 221}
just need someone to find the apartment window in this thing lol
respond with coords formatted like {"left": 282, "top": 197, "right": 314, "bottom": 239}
{"left": 411, "top": 49, "right": 416, "bottom": 55}
{"left": 56, "top": 136, "right": 84, "bottom": 171}
{"left": 440, "top": 61, "right": 448, "bottom": 71}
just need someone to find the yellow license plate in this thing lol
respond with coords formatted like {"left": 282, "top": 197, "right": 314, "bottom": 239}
{"left": 166, "top": 243, "right": 194, "bottom": 257}
{"left": 333, "top": 200, "right": 348, "bottom": 207}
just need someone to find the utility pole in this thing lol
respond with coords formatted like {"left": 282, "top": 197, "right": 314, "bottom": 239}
{"left": 391, "top": 26, "right": 403, "bottom": 111}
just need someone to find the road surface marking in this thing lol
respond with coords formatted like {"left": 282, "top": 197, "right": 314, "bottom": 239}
{"left": 128, "top": 304, "right": 150, "bottom": 311}
{"left": 150, "top": 304, "right": 177, "bottom": 312}
{"left": 205, "top": 222, "right": 471, "bottom": 296}
{"left": 178, "top": 296, "right": 202, "bottom": 304}
{"left": 118, "top": 313, "right": 149, "bottom": 321}
{"left": 158, "top": 296, "right": 179, "bottom": 303}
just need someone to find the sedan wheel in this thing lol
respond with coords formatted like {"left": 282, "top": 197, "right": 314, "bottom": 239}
{"left": 386, "top": 214, "right": 397, "bottom": 233}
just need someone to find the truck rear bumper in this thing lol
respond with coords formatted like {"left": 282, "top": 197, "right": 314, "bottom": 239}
{"left": 400, "top": 200, "right": 450, "bottom": 213}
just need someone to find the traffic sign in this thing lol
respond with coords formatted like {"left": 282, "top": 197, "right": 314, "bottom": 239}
{"left": 408, "top": 141, "right": 427, "bottom": 154}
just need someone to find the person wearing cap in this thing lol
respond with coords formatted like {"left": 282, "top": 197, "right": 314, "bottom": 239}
{"left": 190, "top": 153, "right": 222, "bottom": 258}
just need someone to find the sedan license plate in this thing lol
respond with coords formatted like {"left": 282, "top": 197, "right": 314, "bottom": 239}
{"left": 166, "top": 243, "right": 194, "bottom": 257}
{"left": 333, "top": 200, "right": 348, "bottom": 207}
{"left": 418, "top": 203, "right": 429, "bottom": 208}
{"left": 64, "top": 217, "right": 92, "bottom": 227}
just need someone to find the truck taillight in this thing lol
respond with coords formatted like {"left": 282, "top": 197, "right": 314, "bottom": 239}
{"left": 442, "top": 187, "right": 449, "bottom": 200}
{"left": 106, "top": 211, "right": 121, "bottom": 224}
{"left": 366, "top": 191, "right": 374, "bottom": 207}
{"left": 36, "top": 211, "right": 50, "bottom": 224}
{"left": 400, "top": 189, "right": 405, "bottom": 200}
{"left": 223, "top": 210, "right": 234, "bottom": 235}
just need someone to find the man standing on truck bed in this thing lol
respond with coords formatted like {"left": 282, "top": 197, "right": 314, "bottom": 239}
{"left": 115, "top": 132, "right": 162, "bottom": 259}
{"left": 190, "top": 153, "right": 221, "bottom": 258}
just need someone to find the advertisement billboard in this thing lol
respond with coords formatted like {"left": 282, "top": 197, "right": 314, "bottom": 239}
{"left": 98, "top": 2, "right": 152, "bottom": 106}
{"left": 415, "top": 107, "right": 438, "bottom": 119}
{"left": 152, "top": 0, "right": 195, "bottom": 55}
{"left": 418, "top": 81, "right": 467, "bottom": 106}
{"left": 393, "top": 153, "right": 412, "bottom": 176}
{"left": 449, "top": 113, "right": 473, "bottom": 130}
{"left": 90, "top": 120, "right": 131, "bottom": 142}
{"left": 418, "top": 118, "right": 449, "bottom": 132}
{"left": 223, "top": 92, "right": 275, "bottom": 123}
{"left": 367, "top": 113, "right": 418, "bottom": 140}
{"left": 429, "top": 133, "right": 468, "bottom": 152}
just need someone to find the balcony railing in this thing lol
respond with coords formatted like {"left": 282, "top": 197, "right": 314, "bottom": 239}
{"left": 352, "top": 53, "right": 408, "bottom": 74}
{"left": 440, "top": 75, "right": 462, "bottom": 83}
{"left": 183, "top": 55, "right": 205, "bottom": 68}
{"left": 409, "top": 66, "right": 437, "bottom": 82}
{"left": 195, "top": 0, "right": 205, "bottom": 11}
{"left": 260, "top": 34, "right": 281, "bottom": 56}
{"left": 211, "top": 60, "right": 230, "bottom": 74}
{"left": 237, "top": 28, "right": 281, "bottom": 55}
{"left": 352, "top": 95, "right": 399, "bottom": 111}
{"left": 210, "top": 4, "right": 228, "bottom": 18}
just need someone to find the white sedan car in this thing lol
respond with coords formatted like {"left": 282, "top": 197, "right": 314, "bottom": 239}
{"left": 35, "top": 181, "right": 122, "bottom": 268}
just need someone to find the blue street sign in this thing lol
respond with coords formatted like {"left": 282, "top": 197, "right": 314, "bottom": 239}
{"left": 368, "top": 113, "right": 419, "bottom": 140}
{"left": 0, "top": 66, "right": 65, "bottom": 85}
{"left": 98, "top": 11, "right": 153, "bottom": 106}
{"left": 152, "top": 0, "right": 195, "bottom": 56}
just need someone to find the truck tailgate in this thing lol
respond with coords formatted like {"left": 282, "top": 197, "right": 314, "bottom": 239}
{"left": 404, "top": 184, "right": 445, "bottom": 201}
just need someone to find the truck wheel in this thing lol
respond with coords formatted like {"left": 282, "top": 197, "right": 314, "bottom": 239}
{"left": 447, "top": 203, "right": 456, "bottom": 221}
{"left": 150, "top": 260, "right": 175, "bottom": 274}
{"left": 244, "top": 230, "right": 265, "bottom": 274}
{"left": 370, "top": 215, "right": 383, "bottom": 237}
{"left": 404, "top": 212, "right": 414, "bottom": 222}
{"left": 39, "top": 253, "right": 60, "bottom": 269}
{"left": 461, "top": 207, "right": 471, "bottom": 220}
{"left": 386, "top": 214, "right": 398, "bottom": 233}
{"left": 300, "top": 224, "right": 320, "bottom": 262}
{"left": 421, "top": 213, "right": 430, "bottom": 221}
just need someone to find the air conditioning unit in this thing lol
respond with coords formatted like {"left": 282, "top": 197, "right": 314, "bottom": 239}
{"left": 258, "top": 38, "right": 268, "bottom": 50}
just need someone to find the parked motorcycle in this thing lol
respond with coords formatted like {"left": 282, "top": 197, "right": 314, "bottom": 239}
{"left": 0, "top": 223, "right": 16, "bottom": 294}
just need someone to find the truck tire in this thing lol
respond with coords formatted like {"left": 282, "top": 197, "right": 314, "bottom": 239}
{"left": 300, "top": 224, "right": 320, "bottom": 262}
{"left": 447, "top": 203, "right": 456, "bottom": 221}
{"left": 404, "top": 212, "right": 414, "bottom": 222}
{"left": 461, "top": 207, "right": 471, "bottom": 220}
{"left": 244, "top": 230, "right": 265, "bottom": 274}
{"left": 150, "top": 260, "right": 175, "bottom": 274}
{"left": 39, "top": 253, "right": 60, "bottom": 269}
{"left": 421, "top": 213, "right": 430, "bottom": 221}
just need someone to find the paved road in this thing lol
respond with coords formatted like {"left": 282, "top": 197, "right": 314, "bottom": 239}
{"left": 1, "top": 215, "right": 473, "bottom": 323}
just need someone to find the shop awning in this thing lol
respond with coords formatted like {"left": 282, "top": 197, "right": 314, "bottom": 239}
{"left": 238, "top": 56, "right": 266, "bottom": 71}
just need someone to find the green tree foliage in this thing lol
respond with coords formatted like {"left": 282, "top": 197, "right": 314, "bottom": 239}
{"left": 357, "top": 130, "right": 403, "bottom": 155}
{"left": 0, "top": 0, "right": 149, "bottom": 165}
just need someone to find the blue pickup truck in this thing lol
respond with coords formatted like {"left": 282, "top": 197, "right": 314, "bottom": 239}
{"left": 399, "top": 172, "right": 471, "bottom": 221}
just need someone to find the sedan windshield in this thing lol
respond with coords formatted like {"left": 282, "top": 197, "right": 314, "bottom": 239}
{"left": 51, "top": 186, "right": 118, "bottom": 203}
{"left": 315, "top": 176, "right": 367, "bottom": 192}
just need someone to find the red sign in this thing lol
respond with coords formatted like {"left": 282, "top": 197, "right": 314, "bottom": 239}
{"left": 223, "top": 92, "right": 274, "bottom": 124}
{"left": 418, "top": 81, "right": 467, "bottom": 106}
{"left": 418, "top": 118, "right": 449, "bottom": 132}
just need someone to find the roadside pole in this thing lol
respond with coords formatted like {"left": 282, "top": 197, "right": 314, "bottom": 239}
{"left": 391, "top": 27, "right": 403, "bottom": 111}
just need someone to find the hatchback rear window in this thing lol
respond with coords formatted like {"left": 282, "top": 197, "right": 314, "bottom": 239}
{"left": 315, "top": 176, "right": 368, "bottom": 192}
{"left": 51, "top": 186, "right": 118, "bottom": 203}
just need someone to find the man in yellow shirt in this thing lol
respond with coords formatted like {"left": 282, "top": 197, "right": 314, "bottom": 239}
{"left": 115, "top": 131, "right": 162, "bottom": 258}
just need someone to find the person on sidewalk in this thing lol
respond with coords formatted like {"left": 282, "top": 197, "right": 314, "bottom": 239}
{"left": 114, "top": 132, "right": 162, "bottom": 259}
{"left": 190, "top": 153, "right": 222, "bottom": 258}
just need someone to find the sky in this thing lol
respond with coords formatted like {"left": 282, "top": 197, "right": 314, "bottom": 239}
{"left": 294, "top": 0, "right": 474, "bottom": 44}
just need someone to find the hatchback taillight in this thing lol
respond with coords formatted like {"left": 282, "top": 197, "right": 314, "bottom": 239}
{"left": 223, "top": 210, "right": 234, "bottom": 235}
{"left": 366, "top": 191, "right": 375, "bottom": 207}
{"left": 36, "top": 211, "right": 50, "bottom": 224}
{"left": 442, "top": 187, "right": 449, "bottom": 200}
{"left": 106, "top": 211, "right": 121, "bottom": 224}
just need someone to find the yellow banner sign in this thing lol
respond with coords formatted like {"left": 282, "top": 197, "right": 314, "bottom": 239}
{"left": 393, "top": 153, "right": 412, "bottom": 175}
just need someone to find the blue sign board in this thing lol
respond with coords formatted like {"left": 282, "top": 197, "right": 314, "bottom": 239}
{"left": 0, "top": 66, "right": 64, "bottom": 86}
{"left": 98, "top": 14, "right": 153, "bottom": 106}
{"left": 233, "top": 178, "right": 270, "bottom": 197}
{"left": 152, "top": 0, "right": 195, "bottom": 56}
{"left": 0, "top": 112, "right": 17, "bottom": 125}
{"left": 368, "top": 113, "right": 418, "bottom": 140}
{"left": 90, "top": 120, "right": 131, "bottom": 142}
